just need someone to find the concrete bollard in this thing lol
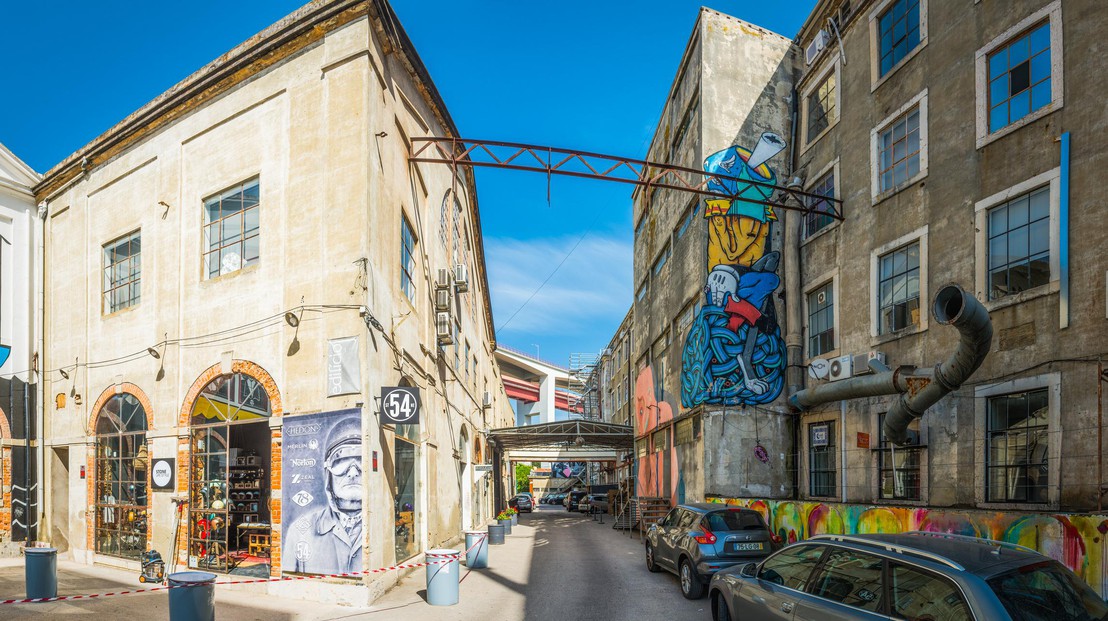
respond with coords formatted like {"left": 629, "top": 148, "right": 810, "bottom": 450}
{"left": 487, "top": 524, "right": 506, "bottom": 545}
{"left": 498, "top": 518, "right": 512, "bottom": 535}
{"left": 464, "top": 531, "right": 488, "bottom": 568}
{"left": 425, "top": 549, "right": 460, "bottom": 606}
{"left": 168, "top": 571, "right": 216, "bottom": 621}
{"left": 24, "top": 547, "right": 58, "bottom": 600}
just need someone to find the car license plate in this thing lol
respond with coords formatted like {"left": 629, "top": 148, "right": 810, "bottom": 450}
{"left": 731, "top": 542, "right": 764, "bottom": 551}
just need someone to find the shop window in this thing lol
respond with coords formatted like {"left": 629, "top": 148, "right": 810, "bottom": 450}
{"left": 103, "top": 231, "right": 141, "bottom": 314}
{"left": 987, "top": 388, "right": 1049, "bottom": 503}
{"left": 203, "top": 179, "right": 259, "bottom": 279}
{"left": 394, "top": 437, "right": 419, "bottom": 561}
{"left": 189, "top": 373, "right": 272, "bottom": 573}
{"left": 94, "top": 393, "right": 148, "bottom": 559}
{"left": 809, "top": 421, "right": 836, "bottom": 497}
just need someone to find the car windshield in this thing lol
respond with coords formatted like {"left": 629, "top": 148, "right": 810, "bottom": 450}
{"left": 988, "top": 561, "right": 1108, "bottom": 621}
{"left": 705, "top": 511, "right": 765, "bottom": 531}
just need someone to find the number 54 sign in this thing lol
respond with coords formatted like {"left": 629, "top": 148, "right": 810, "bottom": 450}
{"left": 381, "top": 387, "right": 421, "bottom": 425}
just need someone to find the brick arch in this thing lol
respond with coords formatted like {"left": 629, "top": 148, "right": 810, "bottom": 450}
{"left": 0, "top": 403, "right": 10, "bottom": 439}
{"left": 178, "top": 359, "right": 283, "bottom": 427}
{"left": 87, "top": 383, "right": 154, "bottom": 435}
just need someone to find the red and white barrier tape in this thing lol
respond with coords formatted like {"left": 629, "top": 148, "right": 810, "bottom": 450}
{"left": 2, "top": 533, "right": 488, "bottom": 605}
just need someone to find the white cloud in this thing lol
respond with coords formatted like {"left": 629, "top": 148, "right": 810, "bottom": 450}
{"left": 486, "top": 233, "right": 632, "bottom": 337}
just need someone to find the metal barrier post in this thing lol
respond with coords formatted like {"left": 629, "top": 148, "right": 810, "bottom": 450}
{"left": 24, "top": 548, "right": 58, "bottom": 600}
{"left": 425, "top": 549, "right": 460, "bottom": 606}
{"left": 167, "top": 571, "right": 216, "bottom": 621}
{"left": 464, "top": 531, "right": 488, "bottom": 569}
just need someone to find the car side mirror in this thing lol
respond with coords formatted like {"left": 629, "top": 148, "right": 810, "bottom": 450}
{"left": 740, "top": 562, "right": 758, "bottom": 578}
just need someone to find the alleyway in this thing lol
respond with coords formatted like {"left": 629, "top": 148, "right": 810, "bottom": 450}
{"left": 0, "top": 505, "right": 708, "bottom": 620}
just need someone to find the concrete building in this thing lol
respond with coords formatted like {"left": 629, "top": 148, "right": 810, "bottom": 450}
{"left": 629, "top": 8, "right": 799, "bottom": 507}
{"left": 34, "top": 0, "right": 512, "bottom": 605}
{"left": 595, "top": 307, "right": 634, "bottom": 427}
{"left": 624, "top": 0, "right": 1108, "bottom": 597}
{"left": 0, "top": 143, "right": 41, "bottom": 551}
{"left": 495, "top": 346, "right": 583, "bottom": 425}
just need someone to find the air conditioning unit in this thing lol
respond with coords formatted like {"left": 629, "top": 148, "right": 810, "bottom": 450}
{"left": 805, "top": 29, "right": 831, "bottom": 65}
{"left": 454, "top": 263, "right": 469, "bottom": 292}
{"left": 435, "top": 288, "right": 451, "bottom": 311}
{"left": 482, "top": 391, "right": 493, "bottom": 408}
{"left": 436, "top": 312, "right": 453, "bottom": 345}
{"left": 852, "top": 351, "right": 888, "bottom": 375}
{"left": 436, "top": 267, "right": 452, "bottom": 290}
{"left": 828, "top": 354, "right": 853, "bottom": 381}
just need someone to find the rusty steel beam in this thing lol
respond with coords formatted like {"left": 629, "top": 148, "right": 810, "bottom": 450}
{"left": 409, "top": 137, "right": 844, "bottom": 220}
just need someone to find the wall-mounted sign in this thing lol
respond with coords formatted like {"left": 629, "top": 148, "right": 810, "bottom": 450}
{"left": 151, "top": 458, "right": 175, "bottom": 491}
{"left": 327, "top": 337, "right": 361, "bottom": 396}
{"left": 857, "top": 432, "right": 871, "bottom": 449}
{"left": 381, "top": 386, "right": 421, "bottom": 425}
{"left": 811, "top": 424, "right": 829, "bottom": 447}
{"left": 474, "top": 464, "right": 493, "bottom": 473}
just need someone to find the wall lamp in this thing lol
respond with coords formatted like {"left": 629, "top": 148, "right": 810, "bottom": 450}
{"left": 284, "top": 311, "right": 301, "bottom": 328}
{"left": 58, "top": 368, "right": 69, "bottom": 380}
{"left": 147, "top": 347, "right": 161, "bottom": 359}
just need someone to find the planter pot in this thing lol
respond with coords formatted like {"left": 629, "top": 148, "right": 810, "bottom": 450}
{"left": 510, "top": 514, "right": 518, "bottom": 526}
{"left": 487, "top": 524, "right": 506, "bottom": 545}
{"left": 497, "top": 519, "right": 512, "bottom": 535}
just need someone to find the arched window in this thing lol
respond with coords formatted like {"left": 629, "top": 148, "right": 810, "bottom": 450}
{"left": 95, "top": 393, "right": 148, "bottom": 559}
{"left": 191, "top": 373, "right": 270, "bottom": 424}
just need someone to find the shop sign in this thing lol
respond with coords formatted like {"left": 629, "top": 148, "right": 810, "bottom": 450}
{"left": 151, "top": 458, "right": 175, "bottom": 491}
{"left": 857, "top": 432, "right": 871, "bottom": 449}
{"left": 474, "top": 464, "right": 493, "bottom": 473}
{"left": 327, "top": 336, "right": 361, "bottom": 397}
{"left": 381, "top": 386, "right": 421, "bottom": 425}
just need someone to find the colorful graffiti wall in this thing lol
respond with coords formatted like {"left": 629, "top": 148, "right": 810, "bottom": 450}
{"left": 709, "top": 496, "right": 1108, "bottom": 598}
{"left": 635, "top": 365, "right": 681, "bottom": 504}
{"left": 681, "top": 133, "right": 787, "bottom": 408}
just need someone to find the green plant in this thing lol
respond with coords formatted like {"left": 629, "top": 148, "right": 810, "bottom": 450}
{"left": 515, "top": 463, "right": 532, "bottom": 493}
{"left": 496, "top": 511, "right": 512, "bottom": 521}
{"left": 506, "top": 507, "right": 518, "bottom": 515}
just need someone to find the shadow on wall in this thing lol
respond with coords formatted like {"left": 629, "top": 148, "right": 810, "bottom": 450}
{"left": 709, "top": 496, "right": 1108, "bottom": 598}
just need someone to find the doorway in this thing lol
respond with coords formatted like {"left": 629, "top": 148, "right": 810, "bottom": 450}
{"left": 188, "top": 373, "right": 272, "bottom": 576}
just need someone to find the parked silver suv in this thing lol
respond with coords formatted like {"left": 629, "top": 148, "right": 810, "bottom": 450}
{"left": 709, "top": 531, "right": 1108, "bottom": 621}
{"left": 645, "top": 503, "right": 780, "bottom": 599}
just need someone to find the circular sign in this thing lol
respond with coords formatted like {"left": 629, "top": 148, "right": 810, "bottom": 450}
{"left": 383, "top": 388, "right": 419, "bottom": 423}
{"left": 808, "top": 358, "right": 830, "bottom": 380}
{"left": 151, "top": 458, "right": 174, "bottom": 489}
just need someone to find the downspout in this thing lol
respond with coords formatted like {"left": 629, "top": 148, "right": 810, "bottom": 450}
{"left": 785, "top": 81, "right": 803, "bottom": 500}
{"left": 1058, "top": 132, "right": 1070, "bottom": 330}
{"left": 790, "top": 285, "right": 992, "bottom": 446}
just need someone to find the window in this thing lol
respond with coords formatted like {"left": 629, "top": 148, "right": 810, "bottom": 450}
{"left": 653, "top": 243, "right": 671, "bottom": 276}
{"left": 877, "top": 105, "right": 921, "bottom": 193}
{"left": 989, "top": 561, "right": 1108, "bottom": 621}
{"left": 677, "top": 299, "right": 699, "bottom": 337}
{"left": 988, "top": 22, "right": 1051, "bottom": 134}
{"left": 891, "top": 564, "right": 971, "bottom": 620}
{"left": 676, "top": 202, "right": 696, "bottom": 239}
{"left": 203, "top": 179, "right": 259, "bottom": 278}
{"left": 974, "top": 3, "right": 1062, "bottom": 147}
{"left": 878, "top": 242, "right": 920, "bottom": 334}
{"left": 103, "top": 231, "right": 141, "bottom": 314}
{"left": 987, "top": 388, "right": 1049, "bottom": 503}
{"left": 95, "top": 394, "right": 148, "bottom": 559}
{"left": 675, "top": 417, "right": 695, "bottom": 445}
{"left": 464, "top": 341, "right": 470, "bottom": 383}
{"left": 400, "top": 215, "right": 416, "bottom": 301}
{"left": 877, "top": 0, "right": 921, "bottom": 77}
{"left": 652, "top": 427, "right": 669, "bottom": 453}
{"left": 809, "top": 548, "right": 884, "bottom": 612}
{"left": 636, "top": 437, "right": 648, "bottom": 458}
{"left": 453, "top": 323, "right": 460, "bottom": 371}
{"left": 806, "top": 70, "right": 837, "bottom": 143}
{"left": 807, "top": 282, "right": 835, "bottom": 357}
{"left": 758, "top": 544, "right": 825, "bottom": 590}
{"left": 805, "top": 170, "right": 836, "bottom": 238}
{"left": 670, "top": 94, "right": 699, "bottom": 163}
{"left": 636, "top": 282, "right": 647, "bottom": 302}
{"left": 878, "top": 414, "right": 922, "bottom": 500}
{"left": 986, "top": 186, "right": 1050, "bottom": 300}
{"left": 809, "top": 422, "right": 836, "bottom": 497}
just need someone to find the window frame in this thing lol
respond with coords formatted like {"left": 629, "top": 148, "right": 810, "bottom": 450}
{"left": 202, "top": 178, "right": 260, "bottom": 280}
{"left": 802, "top": 159, "right": 841, "bottom": 242}
{"left": 974, "top": 373, "right": 1060, "bottom": 509}
{"left": 804, "top": 277, "right": 838, "bottom": 359}
{"left": 400, "top": 214, "right": 417, "bottom": 302}
{"left": 876, "top": 413, "right": 925, "bottom": 501}
{"left": 94, "top": 392, "right": 149, "bottom": 560}
{"left": 868, "top": 0, "right": 928, "bottom": 91}
{"left": 985, "top": 387, "right": 1050, "bottom": 505}
{"left": 808, "top": 420, "right": 837, "bottom": 498}
{"left": 974, "top": 1, "right": 1064, "bottom": 148}
{"left": 102, "top": 230, "right": 142, "bottom": 315}
{"left": 870, "top": 90, "right": 928, "bottom": 202}
{"left": 974, "top": 168, "right": 1061, "bottom": 311}
{"left": 869, "top": 225, "right": 929, "bottom": 340}
{"left": 800, "top": 57, "right": 841, "bottom": 152}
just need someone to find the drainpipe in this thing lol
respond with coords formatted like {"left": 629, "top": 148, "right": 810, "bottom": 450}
{"left": 790, "top": 284, "right": 992, "bottom": 446}
{"left": 784, "top": 84, "right": 804, "bottom": 399}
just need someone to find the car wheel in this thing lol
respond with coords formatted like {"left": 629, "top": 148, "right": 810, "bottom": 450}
{"left": 712, "top": 592, "right": 732, "bottom": 621}
{"left": 680, "top": 559, "right": 705, "bottom": 599}
{"left": 645, "top": 543, "right": 661, "bottom": 573}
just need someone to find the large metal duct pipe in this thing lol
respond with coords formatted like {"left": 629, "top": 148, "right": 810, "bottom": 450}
{"left": 883, "top": 284, "right": 993, "bottom": 445}
{"left": 789, "top": 284, "right": 993, "bottom": 446}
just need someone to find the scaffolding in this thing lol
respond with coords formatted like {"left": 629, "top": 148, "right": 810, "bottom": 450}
{"left": 569, "top": 352, "right": 600, "bottom": 421}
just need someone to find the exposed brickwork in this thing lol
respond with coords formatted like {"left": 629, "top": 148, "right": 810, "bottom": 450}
{"left": 0, "top": 409, "right": 10, "bottom": 541}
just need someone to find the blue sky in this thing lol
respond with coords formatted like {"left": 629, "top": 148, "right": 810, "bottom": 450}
{"left": 0, "top": 1, "right": 813, "bottom": 368}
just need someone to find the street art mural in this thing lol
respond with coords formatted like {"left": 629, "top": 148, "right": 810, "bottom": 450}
{"left": 682, "top": 132, "right": 788, "bottom": 408}
{"left": 709, "top": 496, "right": 1108, "bottom": 597}
{"left": 635, "top": 365, "right": 683, "bottom": 505}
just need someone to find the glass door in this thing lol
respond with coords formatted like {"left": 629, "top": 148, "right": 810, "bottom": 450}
{"left": 189, "top": 425, "right": 229, "bottom": 571}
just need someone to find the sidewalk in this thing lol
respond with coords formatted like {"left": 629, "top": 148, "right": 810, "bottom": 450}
{"left": 0, "top": 522, "right": 536, "bottom": 620}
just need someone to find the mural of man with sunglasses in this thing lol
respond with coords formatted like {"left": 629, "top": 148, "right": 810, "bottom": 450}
{"left": 284, "top": 415, "right": 364, "bottom": 574}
